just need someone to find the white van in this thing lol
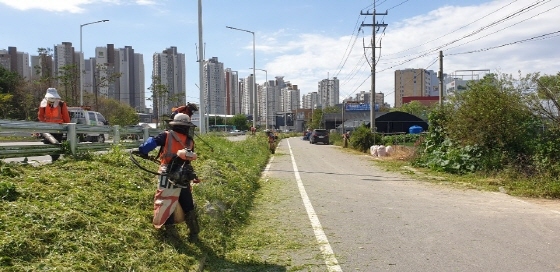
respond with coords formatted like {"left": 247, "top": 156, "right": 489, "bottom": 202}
{"left": 68, "top": 107, "right": 109, "bottom": 143}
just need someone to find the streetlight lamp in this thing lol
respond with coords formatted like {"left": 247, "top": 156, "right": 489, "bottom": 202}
{"left": 250, "top": 68, "right": 267, "bottom": 129}
{"left": 226, "top": 25, "right": 256, "bottom": 129}
{"left": 80, "top": 19, "right": 109, "bottom": 106}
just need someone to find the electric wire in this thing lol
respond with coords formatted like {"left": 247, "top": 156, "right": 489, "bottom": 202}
{"left": 447, "top": 30, "right": 560, "bottom": 55}
{"left": 378, "top": 0, "right": 550, "bottom": 66}
{"left": 333, "top": 14, "right": 364, "bottom": 78}
{"left": 382, "top": 0, "right": 521, "bottom": 59}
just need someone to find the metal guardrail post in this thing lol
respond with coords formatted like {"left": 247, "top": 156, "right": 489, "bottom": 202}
{"left": 143, "top": 127, "right": 149, "bottom": 142}
{"left": 67, "top": 123, "right": 77, "bottom": 155}
{"left": 113, "top": 125, "right": 120, "bottom": 144}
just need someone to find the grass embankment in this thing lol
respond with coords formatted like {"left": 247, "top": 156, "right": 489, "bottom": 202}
{"left": 353, "top": 144, "right": 560, "bottom": 199}
{"left": 0, "top": 134, "right": 281, "bottom": 271}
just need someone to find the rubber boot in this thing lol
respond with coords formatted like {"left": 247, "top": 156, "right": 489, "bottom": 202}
{"left": 185, "top": 210, "right": 200, "bottom": 243}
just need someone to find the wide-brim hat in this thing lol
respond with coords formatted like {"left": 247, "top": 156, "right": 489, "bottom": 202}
{"left": 169, "top": 113, "right": 195, "bottom": 126}
{"left": 45, "top": 88, "right": 61, "bottom": 99}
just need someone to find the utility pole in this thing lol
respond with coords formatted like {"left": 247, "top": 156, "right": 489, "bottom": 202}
{"left": 198, "top": 0, "right": 206, "bottom": 133}
{"left": 439, "top": 50, "right": 444, "bottom": 106}
{"left": 361, "top": 2, "right": 388, "bottom": 134}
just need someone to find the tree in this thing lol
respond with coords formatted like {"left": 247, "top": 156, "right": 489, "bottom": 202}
{"left": 96, "top": 97, "right": 139, "bottom": 126}
{"left": 56, "top": 63, "right": 80, "bottom": 105}
{"left": 85, "top": 63, "right": 122, "bottom": 111}
{"left": 231, "top": 114, "right": 249, "bottom": 131}
{"left": 444, "top": 73, "right": 538, "bottom": 155}
{"left": 322, "top": 106, "right": 340, "bottom": 113}
{"left": 148, "top": 76, "right": 169, "bottom": 128}
{"left": 525, "top": 72, "right": 560, "bottom": 128}
{"left": 392, "top": 100, "right": 433, "bottom": 120}
{"left": 0, "top": 66, "right": 21, "bottom": 119}
{"left": 310, "top": 108, "right": 323, "bottom": 129}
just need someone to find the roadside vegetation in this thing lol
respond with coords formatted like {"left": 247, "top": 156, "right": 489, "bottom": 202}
{"left": 338, "top": 72, "right": 560, "bottom": 199}
{"left": 0, "top": 133, "right": 286, "bottom": 270}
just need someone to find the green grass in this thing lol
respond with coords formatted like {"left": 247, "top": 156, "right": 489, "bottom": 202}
{"left": 3, "top": 132, "right": 559, "bottom": 270}
{"left": 370, "top": 148, "right": 560, "bottom": 199}
{"left": 0, "top": 134, "right": 275, "bottom": 271}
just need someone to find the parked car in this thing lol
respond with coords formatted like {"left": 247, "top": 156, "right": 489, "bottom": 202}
{"left": 229, "top": 129, "right": 245, "bottom": 136}
{"left": 309, "top": 129, "right": 329, "bottom": 144}
{"left": 68, "top": 107, "right": 109, "bottom": 143}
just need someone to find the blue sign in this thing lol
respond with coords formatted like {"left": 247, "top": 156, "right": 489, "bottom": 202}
{"left": 345, "top": 103, "right": 379, "bottom": 111}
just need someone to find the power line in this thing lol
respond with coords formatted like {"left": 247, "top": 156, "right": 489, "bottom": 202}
{"left": 448, "top": 30, "right": 560, "bottom": 55}
{"left": 444, "top": 2, "right": 559, "bottom": 52}
{"left": 333, "top": 14, "right": 364, "bottom": 78}
{"left": 375, "top": 0, "right": 553, "bottom": 73}
{"left": 382, "top": 0, "right": 522, "bottom": 59}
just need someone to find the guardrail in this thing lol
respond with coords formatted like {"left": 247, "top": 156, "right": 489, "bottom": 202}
{"left": 0, "top": 119, "right": 163, "bottom": 159}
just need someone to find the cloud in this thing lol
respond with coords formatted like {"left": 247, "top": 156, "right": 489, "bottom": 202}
{"left": 261, "top": 0, "right": 560, "bottom": 106}
{"left": 0, "top": 0, "right": 157, "bottom": 13}
{"left": 0, "top": 0, "right": 92, "bottom": 13}
{"left": 136, "top": 0, "right": 156, "bottom": 5}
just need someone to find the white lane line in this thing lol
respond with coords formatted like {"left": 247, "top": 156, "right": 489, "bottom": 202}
{"left": 287, "top": 139, "right": 343, "bottom": 272}
{"left": 262, "top": 155, "right": 274, "bottom": 179}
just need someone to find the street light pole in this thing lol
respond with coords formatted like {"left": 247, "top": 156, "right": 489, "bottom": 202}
{"left": 80, "top": 19, "right": 109, "bottom": 107}
{"left": 226, "top": 26, "right": 256, "bottom": 129}
{"left": 251, "top": 68, "right": 267, "bottom": 129}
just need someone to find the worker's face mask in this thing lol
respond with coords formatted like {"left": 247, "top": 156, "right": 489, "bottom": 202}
{"left": 47, "top": 98, "right": 59, "bottom": 107}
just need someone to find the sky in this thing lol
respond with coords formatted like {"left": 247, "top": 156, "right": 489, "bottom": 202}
{"left": 1, "top": 0, "right": 559, "bottom": 108}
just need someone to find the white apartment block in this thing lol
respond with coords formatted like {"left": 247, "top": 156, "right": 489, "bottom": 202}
{"left": 242, "top": 75, "right": 255, "bottom": 116}
{"left": 317, "top": 77, "right": 339, "bottom": 108}
{"left": 281, "top": 84, "right": 300, "bottom": 112}
{"left": 203, "top": 57, "right": 226, "bottom": 115}
{"left": 54, "top": 42, "right": 77, "bottom": 85}
{"left": 93, "top": 44, "right": 145, "bottom": 109}
{"left": 302, "top": 91, "right": 319, "bottom": 109}
{"left": 225, "top": 68, "right": 239, "bottom": 115}
{"left": 152, "top": 46, "right": 186, "bottom": 115}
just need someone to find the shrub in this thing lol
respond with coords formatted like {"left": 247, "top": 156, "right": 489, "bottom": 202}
{"left": 349, "top": 125, "right": 382, "bottom": 153}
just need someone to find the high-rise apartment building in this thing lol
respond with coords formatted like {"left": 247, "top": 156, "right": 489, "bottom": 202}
{"left": 0, "top": 50, "right": 10, "bottom": 70}
{"left": 54, "top": 42, "right": 81, "bottom": 102}
{"left": 258, "top": 78, "right": 279, "bottom": 128}
{"left": 242, "top": 74, "right": 255, "bottom": 116}
{"left": 0, "top": 47, "right": 31, "bottom": 79}
{"left": 91, "top": 44, "right": 145, "bottom": 111}
{"left": 225, "top": 68, "right": 239, "bottom": 115}
{"left": 203, "top": 57, "right": 225, "bottom": 115}
{"left": 317, "top": 77, "right": 339, "bottom": 108}
{"left": 394, "top": 68, "right": 437, "bottom": 108}
{"left": 302, "top": 91, "right": 319, "bottom": 109}
{"left": 152, "top": 46, "right": 186, "bottom": 116}
{"left": 281, "top": 83, "right": 300, "bottom": 112}
{"left": 30, "top": 52, "right": 54, "bottom": 82}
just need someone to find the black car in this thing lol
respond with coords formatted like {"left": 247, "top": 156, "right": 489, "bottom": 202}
{"left": 309, "top": 129, "right": 329, "bottom": 144}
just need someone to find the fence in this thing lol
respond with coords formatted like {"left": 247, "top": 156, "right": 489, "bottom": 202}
{"left": 0, "top": 119, "right": 163, "bottom": 159}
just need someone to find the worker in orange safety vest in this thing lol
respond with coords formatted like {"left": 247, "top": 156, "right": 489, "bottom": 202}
{"left": 37, "top": 88, "right": 70, "bottom": 162}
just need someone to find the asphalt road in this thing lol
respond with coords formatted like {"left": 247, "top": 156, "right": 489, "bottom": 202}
{"left": 265, "top": 137, "right": 560, "bottom": 271}
{"left": 0, "top": 141, "right": 53, "bottom": 164}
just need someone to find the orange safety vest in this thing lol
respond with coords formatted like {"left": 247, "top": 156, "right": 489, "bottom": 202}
{"left": 159, "top": 131, "right": 194, "bottom": 165}
{"left": 39, "top": 102, "right": 68, "bottom": 123}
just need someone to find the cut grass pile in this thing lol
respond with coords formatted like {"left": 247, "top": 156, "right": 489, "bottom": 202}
{"left": 0, "top": 134, "right": 275, "bottom": 271}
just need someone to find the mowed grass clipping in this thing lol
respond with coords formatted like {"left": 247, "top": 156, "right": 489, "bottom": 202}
{"left": 0, "top": 134, "right": 274, "bottom": 271}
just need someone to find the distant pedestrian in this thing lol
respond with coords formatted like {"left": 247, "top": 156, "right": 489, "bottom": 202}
{"left": 37, "top": 88, "right": 70, "bottom": 161}
{"left": 343, "top": 131, "right": 350, "bottom": 148}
